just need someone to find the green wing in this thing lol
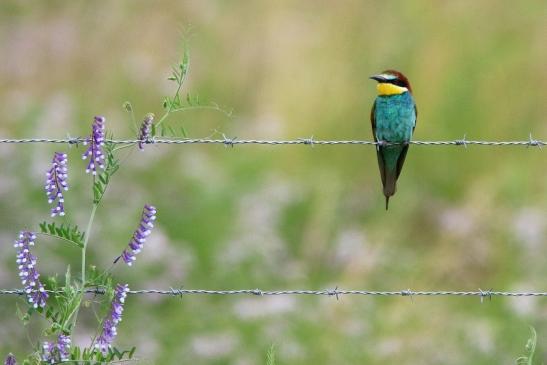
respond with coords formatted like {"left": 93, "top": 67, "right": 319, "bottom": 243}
{"left": 395, "top": 103, "right": 417, "bottom": 178}
{"left": 371, "top": 102, "right": 386, "bottom": 187}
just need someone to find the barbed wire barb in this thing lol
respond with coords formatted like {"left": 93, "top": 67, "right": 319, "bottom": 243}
{"left": 298, "top": 135, "right": 315, "bottom": 147}
{"left": 479, "top": 288, "right": 493, "bottom": 303}
{"left": 401, "top": 288, "right": 415, "bottom": 303}
{"left": 528, "top": 132, "right": 542, "bottom": 149}
{"left": 326, "top": 286, "right": 340, "bottom": 300}
{"left": 455, "top": 133, "right": 468, "bottom": 149}
{"left": 222, "top": 133, "right": 237, "bottom": 148}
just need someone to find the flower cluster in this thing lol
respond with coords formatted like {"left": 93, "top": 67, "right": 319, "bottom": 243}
{"left": 138, "top": 113, "right": 154, "bottom": 150}
{"left": 82, "top": 116, "right": 106, "bottom": 175}
{"left": 14, "top": 231, "right": 48, "bottom": 308}
{"left": 42, "top": 334, "right": 71, "bottom": 363}
{"left": 120, "top": 205, "right": 157, "bottom": 266}
{"left": 95, "top": 284, "right": 129, "bottom": 354}
{"left": 45, "top": 152, "right": 69, "bottom": 217}
{"left": 4, "top": 354, "right": 16, "bottom": 365}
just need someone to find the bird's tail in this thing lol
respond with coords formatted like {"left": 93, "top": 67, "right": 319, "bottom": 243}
{"left": 383, "top": 169, "right": 397, "bottom": 211}
{"left": 377, "top": 144, "right": 408, "bottom": 211}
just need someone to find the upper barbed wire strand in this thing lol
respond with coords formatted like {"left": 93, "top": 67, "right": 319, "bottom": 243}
{"left": 1, "top": 288, "right": 547, "bottom": 299}
{"left": 0, "top": 137, "right": 544, "bottom": 147}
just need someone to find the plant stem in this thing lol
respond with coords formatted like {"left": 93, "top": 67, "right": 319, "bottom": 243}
{"left": 82, "top": 203, "right": 98, "bottom": 285}
{"left": 69, "top": 202, "right": 98, "bottom": 330}
{"left": 155, "top": 63, "right": 186, "bottom": 130}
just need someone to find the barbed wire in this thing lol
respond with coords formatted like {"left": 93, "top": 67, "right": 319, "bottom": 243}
{"left": 1, "top": 288, "right": 546, "bottom": 302}
{"left": 0, "top": 135, "right": 545, "bottom": 148}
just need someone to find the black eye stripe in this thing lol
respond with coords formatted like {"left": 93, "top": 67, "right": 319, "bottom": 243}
{"left": 376, "top": 75, "right": 409, "bottom": 88}
{"left": 387, "top": 79, "right": 406, "bottom": 87}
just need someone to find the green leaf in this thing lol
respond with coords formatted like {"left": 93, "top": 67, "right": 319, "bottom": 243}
{"left": 44, "top": 306, "right": 59, "bottom": 322}
{"left": 266, "top": 344, "right": 276, "bottom": 365}
{"left": 71, "top": 346, "right": 81, "bottom": 361}
{"left": 39, "top": 221, "right": 85, "bottom": 248}
{"left": 171, "top": 67, "right": 181, "bottom": 81}
{"left": 93, "top": 141, "right": 120, "bottom": 204}
{"left": 180, "top": 46, "right": 190, "bottom": 77}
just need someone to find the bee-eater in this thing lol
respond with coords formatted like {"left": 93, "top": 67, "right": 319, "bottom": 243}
{"left": 370, "top": 70, "right": 417, "bottom": 210}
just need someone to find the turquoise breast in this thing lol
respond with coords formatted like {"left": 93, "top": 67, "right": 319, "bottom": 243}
{"left": 374, "top": 92, "right": 416, "bottom": 142}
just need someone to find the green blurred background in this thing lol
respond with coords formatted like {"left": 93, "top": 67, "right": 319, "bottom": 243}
{"left": 0, "top": 1, "right": 546, "bottom": 364}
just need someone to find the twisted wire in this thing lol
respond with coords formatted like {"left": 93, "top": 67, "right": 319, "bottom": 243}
{"left": 0, "top": 137, "right": 544, "bottom": 147}
{"left": 1, "top": 288, "right": 546, "bottom": 301}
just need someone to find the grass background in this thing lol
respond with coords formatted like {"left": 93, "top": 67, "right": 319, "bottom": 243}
{"left": 0, "top": 1, "right": 546, "bottom": 363}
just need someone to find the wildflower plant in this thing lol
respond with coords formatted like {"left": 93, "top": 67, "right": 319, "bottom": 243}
{"left": 45, "top": 152, "right": 68, "bottom": 217}
{"left": 42, "top": 334, "right": 71, "bottom": 364}
{"left": 15, "top": 231, "right": 48, "bottom": 309}
{"left": 4, "top": 45, "right": 226, "bottom": 364}
{"left": 138, "top": 113, "right": 154, "bottom": 150}
{"left": 117, "top": 205, "right": 157, "bottom": 266}
{"left": 82, "top": 116, "right": 106, "bottom": 175}
{"left": 3, "top": 354, "right": 16, "bottom": 365}
{"left": 94, "top": 284, "right": 130, "bottom": 354}
{"left": 10, "top": 113, "right": 142, "bottom": 364}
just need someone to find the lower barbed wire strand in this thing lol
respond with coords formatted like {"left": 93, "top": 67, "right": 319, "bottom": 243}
{"left": 0, "top": 138, "right": 544, "bottom": 147}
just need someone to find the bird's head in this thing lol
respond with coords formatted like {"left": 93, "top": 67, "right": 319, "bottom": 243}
{"left": 370, "top": 70, "right": 412, "bottom": 96}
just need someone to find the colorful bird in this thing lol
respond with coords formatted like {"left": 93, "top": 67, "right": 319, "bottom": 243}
{"left": 370, "top": 70, "right": 417, "bottom": 210}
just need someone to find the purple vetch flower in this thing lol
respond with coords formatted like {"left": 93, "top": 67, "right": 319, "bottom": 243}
{"left": 42, "top": 342, "right": 54, "bottom": 364}
{"left": 95, "top": 284, "right": 129, "bottom": 354}
{"left": 14, "top": 231, "right": 48, "bottom": 308}
{"left": 56, "top": 334, "right": 71, "bottom": 361}
{"left": 42, "top": 334, "right": 71, "bottom": 364}
{"left": 28, "top": 282, "right": 48, "bottom": 309}
{"left": 45, "top": 152, "right": 68, "bottom": 217}
{"left": 119, "top": 205, "right": 157, "bottom": 266}
{"left": 4, "top": 354, "right": 16, "bottom": 365}
{"left": 138, "top": 113, "right": 154, "bottom": 150}
{"left": 82, "top": 116, "right": 106, "bottom": 175}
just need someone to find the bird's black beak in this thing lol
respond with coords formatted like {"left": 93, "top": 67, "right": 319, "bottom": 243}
{"left": 370, "top": 75, "right": 386, "bottom": 82}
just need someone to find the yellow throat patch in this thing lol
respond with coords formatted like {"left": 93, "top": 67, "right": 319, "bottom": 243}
{"left": 377, "top": 83, "right": 408, "bottom": 96}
